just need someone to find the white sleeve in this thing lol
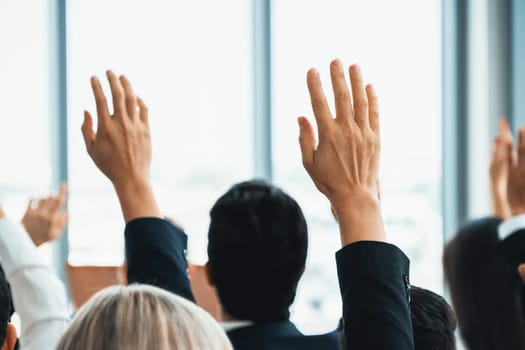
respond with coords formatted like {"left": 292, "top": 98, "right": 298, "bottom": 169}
{"left": 498, "top": 214, "right": 525, "bottom": 240}
{"left": 0, "top": 219, "right": 69, "bottom": 350}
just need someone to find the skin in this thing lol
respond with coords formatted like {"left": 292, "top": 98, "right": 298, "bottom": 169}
{"left": 81, "top": 71, "right": 161, "bottom": 222}
{"left": 506, "top": 124, "right": 525, "bottom": 283}
{"left": 298, "top": 59, "right": 385, "bottom": 246}
{"left": 490, "top": 118, "right": 513, "bottom": 219}
{"left": 21, "top": 183, "right": 68, "bottom": 246}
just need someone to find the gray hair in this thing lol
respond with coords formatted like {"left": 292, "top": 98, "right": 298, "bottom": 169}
{"left": 57, "top": 284, "right": 232, "bottom": 350}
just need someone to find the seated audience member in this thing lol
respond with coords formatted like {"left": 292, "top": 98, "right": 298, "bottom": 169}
{"left": 444, "top": 122, "right": 525, "bottom": 350}
{"left": 205, "top": 180, "right": 338, "bottom": 349}
{"left": 410, "top": 286, "right": 456, "bottom": 350}
{"left": 339, "top": 285, "right": 457, "bottom": 350}
{"left": 57, "top": 284, "right": 232, "bottom": 350}
{"left": 81, "top": 63, "right": 413, "bottom": 350}
{"left": 0, "top": 185, "right": 69, "bottom": 350}
{"left": 443, "top": 217, "right": 525, "bottom": 350}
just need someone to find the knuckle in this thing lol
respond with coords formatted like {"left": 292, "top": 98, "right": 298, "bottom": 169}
{"left": 336, "top": 90, "right": 350, "bottom": 101}
{"left": 355, "top": 100, "right": 368, "bottom": 110}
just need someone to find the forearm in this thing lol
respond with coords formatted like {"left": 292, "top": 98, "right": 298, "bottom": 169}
{"left": 125, "top": 218, "right": 195, "bottom": 301}
{"left": 11, "top": 268, "right": 69, "bottom": 349}
{"left": 336, "top": 241, "right": 413, "bottom": 350}
{"left": 113, "top": 179, "right": 162, "bottom": 223}
{"left": 332, "top": 191, "right": 386, "bottom": 246}
{"left": 490, "top": 183, "right": 511, "bottom": 219}
{"left": 0, "top": 219, "right": 69, "bottom": 347}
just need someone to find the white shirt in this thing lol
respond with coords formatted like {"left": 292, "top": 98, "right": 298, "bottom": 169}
{"left": 221, "top": 320, "right": 253, "bottom": 332}
{"left": 0, "top": 219, "right": 69, "bottom": 350}
{"left": 498, "top": 214, "right": 525, "bottom": 240}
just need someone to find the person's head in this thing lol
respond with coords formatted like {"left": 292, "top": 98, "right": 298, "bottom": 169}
{"left": 206, "top": 180, "right": 308, "bottom": 322}
{"left": 57, "top": 284, "right": 232, "bottom": 350}
{"left": 410, "top": 286, "right": 456, "bottom": 350}
{"left": 443, "top": 217, "right": 525, "bottom": 350}
{"left": 0, "top": 266, "right": 16, "bottom": 350}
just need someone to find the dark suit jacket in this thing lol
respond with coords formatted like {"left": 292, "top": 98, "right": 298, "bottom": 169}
{"left": 336, "top": 241, "right": 414, "bottom": 350}
{"left": 499, "top": 227, "right": 525, "bottom": 271}
{"left": 125, "top": 218, "right": 414, "bottom": 349}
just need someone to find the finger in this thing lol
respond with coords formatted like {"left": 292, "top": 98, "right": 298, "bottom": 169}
{"left": 329, "top": 59, "right": 352, "bottom": 123}
{"left": 518, "top": 127, "right": 525, "bottom": 165}
{"left": 90, "top": 76, "right": 110, "bottom": 127}
{"left": 51, "top": 182, "right": 68, "bottom": 212}
{"left": 106, "top": 70, "right": 127, "bottom": 119}
{"left": 81, "top": 111, "right": 96, "bottom": 154}
{"left": 55, "top": 211, "right": 68, "bottom": 233}
{"left": 26, "top": 198, "right": 36, "bottom": 211}
{"left": 518, "top": 264, "right": 525, "bottom": 284}
{"left": 29, "top": 199, "right": 40, "bottom": 210}
{"left": 137, "top": 97, "right": 149, "bottom": 124}
{"left": 40, "top": 197, "right": 53, "bottom": 212}
{"left": 307, "top": 68, "right": 333, "bottom": 133}
{"left": 298, "top": 117, "right": 316, "bottom": 170}
{"left": 119, "top": 75, "right": 138, "bottom": 120}
{"left": 500, "top": 117, "right": 513, "bottom": 144}
{"left": 349, "top": 64, "right": 369, "bottom": 128}
{"left": 366, "top": 84, "right": 380, "bottom": 133}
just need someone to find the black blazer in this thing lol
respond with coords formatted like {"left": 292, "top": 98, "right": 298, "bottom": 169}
{"left": 336, "top": 241, "right": 414, "bottom": 350}
{"left": 125, "top": 218, "right": 414, "bottom": 349}
{"left": 499, "top": 227, "right": 525, "bottom": 271}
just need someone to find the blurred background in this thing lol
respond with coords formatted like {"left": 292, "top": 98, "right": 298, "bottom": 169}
{"left": 0, "top": 0, "right": 524, "bottom": 341}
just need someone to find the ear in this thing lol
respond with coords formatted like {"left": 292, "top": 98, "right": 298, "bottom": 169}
{"left": 204, "top": 262, "right": 215, "bottom": 286}
{"left": 2, "top": 324, "right": 17, "bottom": 350}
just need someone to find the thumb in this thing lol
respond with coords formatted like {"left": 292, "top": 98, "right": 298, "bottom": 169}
{"left": 81, "top": 111, "right": 96, "bottom": 154}
{"left": 298, "top": 116, "right": 316, "bottom": 170}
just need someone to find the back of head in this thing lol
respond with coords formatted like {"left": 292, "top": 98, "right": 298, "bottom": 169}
{"left": 0, "top": 266, "right": 13, "bottom": 346}
{"left": 443, "top": 217, "right": 525, "bottom": 350}
{"left": 410, "top": 286, "right": 456, "bottom": 350}
{"left": 57, "top": 284, "right": 232, "bottom": 350}
{"left": 207, "top": 180, "right": 308, "bottom": 322}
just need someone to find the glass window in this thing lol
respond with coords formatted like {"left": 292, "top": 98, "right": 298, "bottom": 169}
{"left": 67, "top": 0, "right": 252, "bottom": 265}
{"left": 273, "top": 0, "right": 442, "bottom": 333}
{"left": 0, "top": 0, "right": 52, "bottom": 215}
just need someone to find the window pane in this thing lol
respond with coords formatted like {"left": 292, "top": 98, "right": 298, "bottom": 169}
{"left": 273, "top": 0, "right": 442, "bottom": 333}
{"left": 67, "top": 0, "right": 252, "bottom": 265}
{"left": 0, "top": 1, "right": 52, "bottom": 217}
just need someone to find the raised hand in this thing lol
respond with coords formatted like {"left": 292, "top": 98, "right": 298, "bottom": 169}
{"left": 507, "top": 127, "right": 525, "bottom": 216}
{"left": 82, "top": 71, "right": 161, "bottom": 222}
{"left": 21, "top": 183, "right": 68, "bottom": 246}
{"left": 298, "top": 59, "right": 384, "bottom": 246}
{"left": 489, "top": 118, "right": 513, "bottom": 219}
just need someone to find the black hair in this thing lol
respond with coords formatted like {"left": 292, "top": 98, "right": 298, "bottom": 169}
{"left": 0, "top": 265, "right": 14, "bottom": 345}
{"left": 338, "top": 287, "right": 457, "bottom": 350}
{"left": 443, "top": 217, "right": 525, "bottom": 350}
{"left": 410, "top": 286, "right": 456, "bottom": 350}
{"left": 207, "top": 180, "right": 308, "bottom": 322}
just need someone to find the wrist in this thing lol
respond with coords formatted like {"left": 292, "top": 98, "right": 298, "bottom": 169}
{"left": 329, "top": 190, "right": 386, "bottom": 246}
{"left": 511, "top": 206, "right": 525, "bottom": 216}
{"left": 112, "top": 177, "right": 162, "bottom": 223}
{"left": 329, "top": 189, "right": 379, "bottom": 213}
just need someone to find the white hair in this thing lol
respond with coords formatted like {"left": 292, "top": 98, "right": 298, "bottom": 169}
{"left": 57, "top": 284, "right": 232, "bottom": 350}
